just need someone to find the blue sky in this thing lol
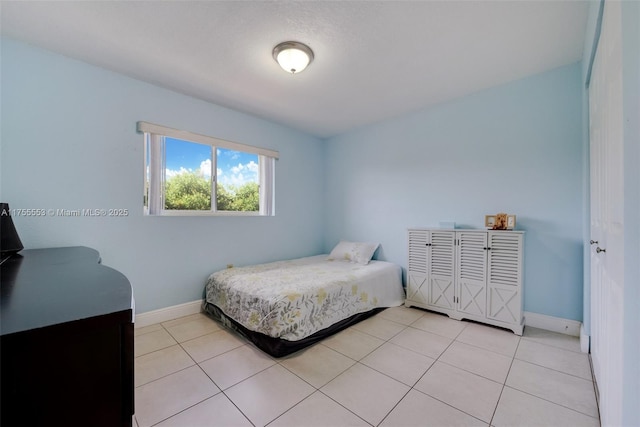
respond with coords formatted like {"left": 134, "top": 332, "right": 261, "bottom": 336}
{"left": 165, "top": 137, "right": 258, "bottom": 187}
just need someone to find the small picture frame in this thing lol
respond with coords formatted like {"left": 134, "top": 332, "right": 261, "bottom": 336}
{"left": 507, "top": 215, "right": 516, "bottom": 230}
{"left": 484, "top": 215, "right": 496, "bottom": 229}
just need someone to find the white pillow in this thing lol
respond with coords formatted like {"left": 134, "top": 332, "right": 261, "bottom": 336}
{"left": 327, "top": 241, "right": 379, "bottom": 265}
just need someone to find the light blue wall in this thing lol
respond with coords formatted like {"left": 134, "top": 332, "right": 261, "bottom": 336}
{"left": 0, "top": 38, "right": 593, "bottom": 324}
{"left": 324, "top": 63, "right": 584, "bottom": 321}
{"left": 0, "top": 38, "right": 326, "bottom": 313}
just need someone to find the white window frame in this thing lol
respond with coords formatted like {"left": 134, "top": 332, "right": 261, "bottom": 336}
{"left": 139, "top": 121, "right": 277, "bottom": 216}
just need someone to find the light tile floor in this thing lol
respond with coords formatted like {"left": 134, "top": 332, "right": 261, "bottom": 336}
{"left": 133, "top": 307, "right": 600, "bottom": 427}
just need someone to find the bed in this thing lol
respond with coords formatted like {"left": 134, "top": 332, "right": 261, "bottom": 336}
{"left": 202, "top": 242, "right": 404, "bottom": 357}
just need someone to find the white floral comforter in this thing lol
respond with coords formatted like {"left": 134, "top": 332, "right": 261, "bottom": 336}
{"left": 204, "top": 255, "right": 404, "bottom": 341}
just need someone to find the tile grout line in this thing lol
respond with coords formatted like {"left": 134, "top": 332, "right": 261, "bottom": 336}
{"left": 500, "top": 385, "right": 602, "bottom": 421}
{"left": 512, "top": 356, "right": 595, "bottom": 382}
{"left": 385, "top": 320, "right": 495, "bottom": 426}
{"left": 146, "top": 395, "right": 223, "bottom": 427}
{"left": 137, "top": 322, "right": 219, "bottom": 427}
{"left": 587, "top": 353, "right": 602, "bottom": 421}
{"left": 136, "top": 322, "right": 255, "bottom": 427}
{"left": 136, "top": 316, "right": 281, "bottom": 425}
{"left": 270, "top": 310, "right": 421, "bottom": 427}
{"left": 520, "top": 335, "right": 586, "bottom": 354}
{"left": 488, "top": 331, "right": 522, "bottom": 426}
{"left": 273, "top": 348, "right": 374, "bottom": 427}
{"left": 355, "top": 323, "right": 417, "bottom": 425}
{"left": 494, "top": 329, "right": 601, "bottom": 422}
{"left": 143, "top": 314, "right": 372, "bottom": 426}
{"left": 136, "top": 308, "right": 598, "bottom": 427}
{"left": 368, "top": 310, "right": 486, "bottom": 425}
{"left": 375, "top": 311, "right": 431, "bottom": 426}
{"left": 515, "top": 336, "right": 593, "bottom": 381}
{"left": 318, "top": 314, "right": 416, "bottom": 427}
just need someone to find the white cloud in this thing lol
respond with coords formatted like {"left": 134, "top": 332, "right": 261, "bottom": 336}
{"left": 165, "top": 160, "right": 212, "bottom": 180}
{"left": 219, "top": 161, "right": 258, "bottom": 187}
{"left": 200, "top": 159, "right": 212, "bottom": 177}
{"left": 231, "top": 160, "right": 258, "bottom": 174}
{"left": 165, "top": 166, "right": 191, "bottom": 179}
{"left": 246, "top": 161, "right": 259, "bottom": 173}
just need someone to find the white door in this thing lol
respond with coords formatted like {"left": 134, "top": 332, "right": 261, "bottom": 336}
{"left": 589, "top": 1, "right": 625, "bottom": 424}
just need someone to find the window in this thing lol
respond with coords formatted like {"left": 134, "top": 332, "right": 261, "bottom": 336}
{"left": 139, "top": 122, "right": 277, "bottom": 216}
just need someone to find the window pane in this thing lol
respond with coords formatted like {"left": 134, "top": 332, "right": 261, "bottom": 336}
{"left": 164, "top": 138, "right": 212, "bottom": 210}
{"left": 216, "top": 148, "right": 259, "bottom": 212}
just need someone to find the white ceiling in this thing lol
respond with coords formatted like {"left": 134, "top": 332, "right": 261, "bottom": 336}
{"left": 1, "top": 1, "right": 589, "bottom": 138}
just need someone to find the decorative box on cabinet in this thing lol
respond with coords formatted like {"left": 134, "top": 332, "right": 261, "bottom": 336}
{"left": 1, "top": 247, "right": 134, "bottom": 427}
{"left": 406, "top": 228, "right": 524, "bottom": 335}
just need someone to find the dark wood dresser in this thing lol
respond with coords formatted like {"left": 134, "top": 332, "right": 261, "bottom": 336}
{"left": 1, "top": 247, "right": 134, "bottom": 427}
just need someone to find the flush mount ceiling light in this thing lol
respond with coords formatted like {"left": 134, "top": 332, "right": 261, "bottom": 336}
{"left": 272, "top": 41, "right": 314, "bottom": 74}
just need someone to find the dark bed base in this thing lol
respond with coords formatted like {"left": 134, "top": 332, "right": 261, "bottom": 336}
{"left": 202, "top": 302, "right": 386, "bottom": 358}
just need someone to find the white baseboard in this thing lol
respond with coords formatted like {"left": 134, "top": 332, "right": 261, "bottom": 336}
{"left": 580, "top": 324, "right": 590, "bottom": 353}
{"left": 135, "top": 300, "right": 203, "bottom": 328}
{"left": 524, "top": 311, "right": 581, "bottom": 337}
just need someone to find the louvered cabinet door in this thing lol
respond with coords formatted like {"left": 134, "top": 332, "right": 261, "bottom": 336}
{"left": 428, "top": 231, "right": 456, "bottom": 310}
{"left": 456, "top": 231, "right": 487, "bottom": 317}
{"left": 406, "top": 229, "right": 429, "bottom": 305}
{"left": 407, "top": 228, "right": 523, "bottom": 335}
{"left": 487, "top": 232, "right": 523, "bottom": 327}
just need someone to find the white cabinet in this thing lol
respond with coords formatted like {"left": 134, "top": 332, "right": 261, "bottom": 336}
{"left": 406, "top": 228, "right": 524, "bottom": 335}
